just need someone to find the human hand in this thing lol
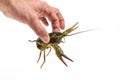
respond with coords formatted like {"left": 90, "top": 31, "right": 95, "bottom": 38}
{"left": 0, "top": 0, "right": 65, "bottom": 43}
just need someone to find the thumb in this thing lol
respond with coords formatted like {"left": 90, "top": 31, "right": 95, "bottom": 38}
{"left": 29, "top": 17, "right": 50, "bottom": 43}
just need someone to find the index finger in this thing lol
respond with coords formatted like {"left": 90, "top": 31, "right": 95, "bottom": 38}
{"left": 56, "top": 12, "right": 65, "bottom": 30}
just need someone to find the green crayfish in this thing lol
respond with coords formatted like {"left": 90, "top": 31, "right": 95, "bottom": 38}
{"left": 29, "top": 22, "right": 82, "bottom": 68}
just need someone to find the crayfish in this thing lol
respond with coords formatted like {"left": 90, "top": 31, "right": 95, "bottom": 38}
{"left": 29, "top": 22, "right": 87, "bottom": 68}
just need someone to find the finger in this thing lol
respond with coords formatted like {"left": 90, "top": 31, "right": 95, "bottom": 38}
{"left": 40, "top": 17, "right": 49, "bottom": 26}
{"left": 56, "top": 12, "right": 65, "bottom": 30}
{"left": 48, "top": 12, "right": 60, "bottom": 32}
{"left": 44, "top": 7, "right": 60, "bottom": 32}
{"left": 29, "top": 15, "right": 50, "bottom": 43}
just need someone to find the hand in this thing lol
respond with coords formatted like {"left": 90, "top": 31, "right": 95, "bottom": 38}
{"left": 0, "top": 0, "right": 65, "bottom": 43}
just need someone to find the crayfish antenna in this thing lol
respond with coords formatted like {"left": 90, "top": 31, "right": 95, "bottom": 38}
{"left": 67, "top": 28, "right": 96, "bottom": 36}
{"left": 28, "top": 40, "right": 37, "bottom": 42}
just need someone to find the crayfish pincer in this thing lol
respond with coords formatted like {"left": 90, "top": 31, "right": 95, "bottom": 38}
{"left": 29, "top": 22, "right": 79, "bottom": 68}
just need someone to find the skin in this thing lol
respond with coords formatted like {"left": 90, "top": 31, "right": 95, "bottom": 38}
{"left": 0, "top": 0, "right": 65, "bottom": 43}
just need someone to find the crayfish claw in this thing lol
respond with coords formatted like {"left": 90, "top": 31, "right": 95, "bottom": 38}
{"left": 52, "top": 44, "right": 73, "bottom": 67}
{"left": 63, "top": 22, "right": 79, "bottom": 35}
{"left": 61, "top": 54, "right": 73, "bottom": 62}
{"left": 57, "top": 54, "right": 68, "bottom": 66}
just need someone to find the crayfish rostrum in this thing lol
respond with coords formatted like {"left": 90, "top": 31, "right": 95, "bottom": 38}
{"left": 29, "top": 22, "right": 79, "bottom": 68}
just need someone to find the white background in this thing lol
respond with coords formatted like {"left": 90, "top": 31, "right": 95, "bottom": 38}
{"left": 0, "top": 0, "right": 120, "bottom": 80}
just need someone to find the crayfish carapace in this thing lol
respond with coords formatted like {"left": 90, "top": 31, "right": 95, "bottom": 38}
{"left": 29, "top": 22, "right": 81, "bottom": 68}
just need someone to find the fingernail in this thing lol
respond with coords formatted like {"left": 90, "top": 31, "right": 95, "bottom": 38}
{"left": 41, "top": 36, "right": 50, "bottom": 43}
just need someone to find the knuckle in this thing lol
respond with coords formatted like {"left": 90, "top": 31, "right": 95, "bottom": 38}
{"left": 59, "top": 16, "right": 64, "bottom": 21}
{"left": 36, "top": 29, "right": 44, "bottom": 37}
{"left": 44, "top": 7, "right": 52, "bottom": 15}
{"left": 53, "top": 7, "right": 59, "bottom": 12}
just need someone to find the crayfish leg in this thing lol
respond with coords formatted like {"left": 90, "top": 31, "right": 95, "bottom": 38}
{"left": 40, "top": 51, "right": 46, "bottom": 68}
{"left": 37, "top": 51, "right": 42, "bottom": 63}
{"left": 46, "top": 47, "right": 52, "bottom": 56}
